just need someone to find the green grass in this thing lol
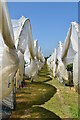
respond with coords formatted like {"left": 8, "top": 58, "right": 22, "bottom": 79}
{"left": 9, "top": 63, "right": 78, "bottom": 119}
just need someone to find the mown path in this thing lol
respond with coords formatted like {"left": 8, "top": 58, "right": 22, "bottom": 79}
{"left": 9, "top": 63, "right": 78, "bottom": 120}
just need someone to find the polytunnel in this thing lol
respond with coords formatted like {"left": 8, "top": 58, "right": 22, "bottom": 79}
{"left": 56, "top": 41, "right": 63, "bottom": 83}
{"left": 47, "top": 53, "right": 54, "bottom": 71}
{"left": 0, "top": 1, "right": 45, "bottom": 118}
{"left": 12, "top": 16, "right": 30, "bottom": 88}
{"left": 38, "top": 46, "right": 45, "bottom": 70}
{"left": 47, "top": 48, "right": 57, "bottom": 77}
{"left": 60, "top": 22, "right": 79, "bottom": 92}
{"left": 24, "top": 44, "right": 38, "bottom": 80}
{"left": 12, "top": 16, "right": 45, "bottom": 82}
{"left": 23, "top": 20, "right": 38, "bottom": 80}
{"left": 34, "top": 40, "right": 39, "bottom": 61}
{"left": 0, "top": 1, "right": 19, "bottom": 100}
{"left": 52, "top": 48, "right": 57, "bottom": 78}
{"left": 33, "top": 40, "right": 39, "bottom": 74}
{"left": 48, "top": 22, "right": 80, "bottom": 92}
{"left": 47, "top": 21, "right": 80, "bottom": 92}
{"left": 0, "top": 2, "right": 19, "bottom": 119}
{"left": 12, "top": 16, "right": 40, "bottom": 86}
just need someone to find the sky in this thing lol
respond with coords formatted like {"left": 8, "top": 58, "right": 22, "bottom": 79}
{"left": 8, "top": 2, "right": 78, "bottom": 57}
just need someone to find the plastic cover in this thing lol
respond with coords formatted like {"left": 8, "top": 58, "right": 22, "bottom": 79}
{"left": 16, "top": 51, "right": 24, "bottom": 88}
{"left": 12, "top": 16, "right": 28, "bottom": 54}
{"left": 34, "top": 40, "right": 38, "bottom": 60}
{"left": 0, "top": 1, "right": 19, "bottom": 99}
{"left": 57, "top": 22, "right": 79, "bottom": 87}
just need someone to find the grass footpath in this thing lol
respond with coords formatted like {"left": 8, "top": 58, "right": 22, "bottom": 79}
{"left": 9, "top": 63, "right": 78, "bottom": 120}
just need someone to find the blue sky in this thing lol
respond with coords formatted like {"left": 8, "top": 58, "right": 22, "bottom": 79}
{"left": 8, "top": 2, "right": 78, "bottom": 57}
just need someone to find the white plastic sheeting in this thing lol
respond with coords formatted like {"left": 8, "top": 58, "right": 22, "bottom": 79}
{"left": 47, "top": 22, "right": 79, "bottom": 91}
{"left": 61, "top": 24, "right": 72, "bottom": 60}
{"left": 25, "top": 59, "right": 37, "bottom": 78}
{"left": 16, "top": 51, "right": 24, "bottom": 87}
{"left": 34, "top": 39, "right": 38, "bottom": 60}
{"left": 12, "top": 16, "right": 45, "bottom": 85}
{"left": 24, "top": 44, "right": 37, "bottom": 78}
{"left": 34, "top": 40, "right": 39, "bottom": 75}
{"left": 61, "top": 22, "right": 79, "bottom": 88}
{"left": 47, "top": 48, "right": 57, "bottom": 77}
{"left": 24, "top": 20, "right": 45, "bottom": 78}
{"left": 27, "top": 19, "right": 35, "bottom": 60}
{"left": 0, "top": 0, "right": 45, "bottom": 100}
{"left": 24, "top": 20, "right": 38, "bottom": 78}
{"left": 57, "top": 22, "right": 79, "bottom": 86}
{"left": 0, "top": 34, "right": 4, "bottom": 101}
{"left": 0, "top": 1, "right": 19, "bottom": 99}
{"left": 12, "top": 16, "right": 31, "bottom": 87}
{"left": 52, "top": 48, "right": 57, "bottom": 77}
{"left": 12, "top": 16, "right": 28, "bottom": 53}
{"left": 56, "top": 25, "right": 72, "bottom": 83}
{"left": 57, "top": 41, "right": 68, "bottom": 82}
{"left": 0, "top": 34, "right": 4, "bottom": 71}
{"left": 70, "top": 22, "right": 79, "bottom": 90}
{"left": 38, "top": 46, "right": 44, "bottom": 70}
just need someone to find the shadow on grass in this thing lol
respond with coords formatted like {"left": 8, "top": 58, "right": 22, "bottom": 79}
{"left": 42, "top": 77, "right": 52, "bottom": 82}
{"left": 16, "top": 82, "right": 57, "bottom": 110}
{"left": 9, "top": 64, "right": 62, "bottom": 119}
{"left": 24, "top": 73, "right": 52, "bottom": 84}
{"left": 9, "top": 106, "right": 61, "bottom": 119}
{"left": 9, "top": 82, "right": 61, "bottom": 119}
{"left": 65, "top": 84, "right": 74, "bottom": 87}
{"left": 23, "top": 77, "right": 52, "bottom": 86}
{"left": 38, "top": 74, "right": 50, "bottom": 78}
{"left": 30, "top": 106, "right": 61, "bottom": 119}
{"left": 34, "top": 77, "right": 52, "bottom": 83}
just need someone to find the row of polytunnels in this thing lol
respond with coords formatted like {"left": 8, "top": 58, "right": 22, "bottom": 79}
{"left": 0, "top": 0, "right": 80, "bottom": 120}
{"left": 47, "top": 22, "right": 79, "bottom": 92}
{"left": 0, "top": 1, "right": 45, "bottom": 119}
